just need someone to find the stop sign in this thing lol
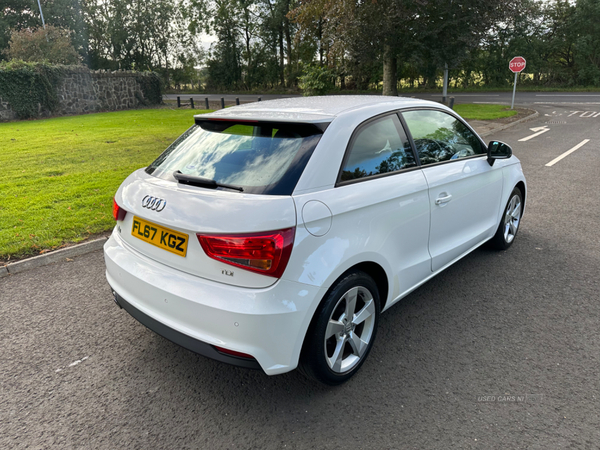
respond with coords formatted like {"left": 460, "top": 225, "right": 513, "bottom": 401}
{"left": 510, "top": 56, "right": 526, "bottom": 73}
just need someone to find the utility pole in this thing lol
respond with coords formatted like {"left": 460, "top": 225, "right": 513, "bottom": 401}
{"left": 442, "top": 62, "right": 449, "bottom": 104}
{"left": 36, "top": 0, "right": 49, "bottom": 42}
{"left": 36, "top": 0, "right": 46, "bottom": 29}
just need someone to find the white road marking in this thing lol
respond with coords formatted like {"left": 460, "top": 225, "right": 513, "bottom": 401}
{"left": 535, "top": 102, "right": 600, "bottom": 105}
{"left": 431, "top": 94, "right": 500, "bottom": 97}
{"left": 519, "top": 126, "right": 550, "bottom": 142}
{"left": 69, "top": 356, "right": 89, "bottom": 367}
{"left": 536, "top": 94, "right": 600, "bottom": 97}
{"left": 55, "top": 356, "right": 90, "bottom": 373}
{"left": 565, "top": 111, "right": 600, "bottom": 118}
{"left": 545, "top": 140, "right": 590, "bottom": 167}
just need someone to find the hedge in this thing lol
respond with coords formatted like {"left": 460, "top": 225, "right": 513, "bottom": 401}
{"left": 0, "top": 61, "right": 64, "bottom": 119}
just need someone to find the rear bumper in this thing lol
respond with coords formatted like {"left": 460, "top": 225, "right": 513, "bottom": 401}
{"left": 104, "top": 231, "right": 325, "bottom": 375}
{"left": 111, "top": 290, "right": 261, "bottom": 370}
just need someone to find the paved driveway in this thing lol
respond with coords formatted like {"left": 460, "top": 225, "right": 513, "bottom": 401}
{"left": 1, "top": 101, "right": 599, "bottom": 449}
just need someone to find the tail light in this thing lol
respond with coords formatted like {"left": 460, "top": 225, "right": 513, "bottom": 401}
{"left": 112, "top": 198, "right": 127, "bottom": 221}
{"left": 197, "top": 228, "right": 295, "bottom": 279}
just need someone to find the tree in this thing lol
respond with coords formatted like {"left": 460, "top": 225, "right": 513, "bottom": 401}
{"left": 291, "top": 0, "right": 419, "bottom": 95}
{"left": 292, "top": 0, "right": 521, "bottom": 94}
{"left": 575, "top": 0, "right": 600, "bottom": 85}
{"left": 82, "top": 0, "right": 201, "bottom": 86}
{"left": 39, "top": 0, "right": 89, "bottom": 62}
{"left": 4, "top": 25, "right": 81, "bottom": 64}
{"left": 542, "top": 0, "right": 577, "bottom": 84}
{"left": 0, "top": 0, "right": 39, "bottom": 61}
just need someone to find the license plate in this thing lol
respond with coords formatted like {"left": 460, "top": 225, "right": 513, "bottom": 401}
{"left": 131, "top": 216, "right": 189, "bottom": 257}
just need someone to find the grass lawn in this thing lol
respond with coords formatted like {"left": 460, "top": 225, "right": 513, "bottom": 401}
{"left": 453, "top": 103, "right": 518, "bottom": 120}
{"left": 0, "top": 108, "right": 204, "bottom": 261}
{"left": 0, "top": 102, "right": 520, "bottom": 261}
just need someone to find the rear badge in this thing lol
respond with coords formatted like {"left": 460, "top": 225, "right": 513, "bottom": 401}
{"left": 142, "top": 195, "right": 167, "bottom": 212}
{"left": 222, "top": 269, "right": 234, "bottom": 277}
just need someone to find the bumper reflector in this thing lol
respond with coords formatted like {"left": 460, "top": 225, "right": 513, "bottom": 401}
{"left": 214, "top": 346, "right": 255, "bottom": 360}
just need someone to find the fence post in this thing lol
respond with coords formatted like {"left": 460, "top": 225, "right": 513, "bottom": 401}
{"left": 257, "top": 97, "right": 262, "bottom": 102}
{"left": 177, "top": 96, "right": 181, "bottom": 108}
{"left": 205, "top": 98, "right": 209, "bottom": 109}
{"left": 449, "top": 97, "right": 455, "bottom": 110}
{"left": 190, "top": 98, "right": 194, "bottom": 109}
{"left": 236, "top": 97, "right": 240, "bottom": 105}
{"left": 220, "top": 97, "right": 225, "bottom": 109}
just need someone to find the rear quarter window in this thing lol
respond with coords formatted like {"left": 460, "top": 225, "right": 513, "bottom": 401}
{"left": 339, "top": 114, "right": 416, "bottom": 183}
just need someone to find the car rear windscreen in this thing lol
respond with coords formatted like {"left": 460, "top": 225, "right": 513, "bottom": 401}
{"left": 146, "top": 120, "right": 324, "bottom": 195}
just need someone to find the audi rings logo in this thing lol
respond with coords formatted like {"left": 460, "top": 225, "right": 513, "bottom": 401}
{"left": 142, "top": 195, "right": 167, "bottom": 212}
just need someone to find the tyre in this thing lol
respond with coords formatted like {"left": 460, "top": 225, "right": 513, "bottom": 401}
{"left": 489, "top": 187, "right": 523, "bottom": 250}
{"left": 299, "top": 271, "right": 380, "bottom": 385}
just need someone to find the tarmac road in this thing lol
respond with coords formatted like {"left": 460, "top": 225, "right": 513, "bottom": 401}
{"left": 1, "top": 101, "right": 599, "bottom": 449}
{"left": 163, "top": 91, "right": 600, "bottom": 106}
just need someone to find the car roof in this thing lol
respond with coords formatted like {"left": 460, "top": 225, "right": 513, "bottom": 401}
{"left": 195, "top": 95, "right": 444, "bottom": 123}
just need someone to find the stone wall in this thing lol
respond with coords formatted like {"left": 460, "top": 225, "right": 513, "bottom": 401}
{"left": 0, "top": 67, "right": 160, "bottom": 121}
{"left": 0, "top": 96, "right": 18, "bottom": 121}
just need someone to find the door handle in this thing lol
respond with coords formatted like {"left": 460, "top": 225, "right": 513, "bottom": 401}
{"left": 435, "top": 194, "right": 452, "bottom": 205}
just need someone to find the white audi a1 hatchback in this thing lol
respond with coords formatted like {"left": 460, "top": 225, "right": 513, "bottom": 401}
{"left": 104, "top": 96, "right": 526, "bottom": 385}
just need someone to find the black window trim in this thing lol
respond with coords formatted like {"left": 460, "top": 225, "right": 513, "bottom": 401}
{"left": 335, "top": 111, "right": 420, "bottom": 187}
{"left": 335, "top": 106, "right": 488, "bottom": 188}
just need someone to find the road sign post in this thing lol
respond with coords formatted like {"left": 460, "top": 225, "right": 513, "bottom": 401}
{"left": 510, "top": 56, "right": 526, "bottom": 109}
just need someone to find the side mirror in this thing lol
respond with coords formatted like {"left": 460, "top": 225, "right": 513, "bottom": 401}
{"left": 487, "top": 141, "right": 513, "bottom": 166}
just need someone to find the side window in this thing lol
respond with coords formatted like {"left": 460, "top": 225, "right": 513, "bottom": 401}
{"left": 402, "top": 110, "right": 484, "bottom": 166}
{"left": 340, "top": 115, "right": 416, "bottom": 182}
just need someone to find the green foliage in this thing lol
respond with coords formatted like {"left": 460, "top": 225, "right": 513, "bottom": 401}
{"left": 188, "top": 0, "right": 299, "bottom": 91}
{"left": 453, "top": 104, "right": 518, "bottom": 120}
{"left": 3, "top": 0, "right": 600, "bottom": 96}
{"left": 575, "top": 0, "right": 600, "bottom": 85}
{"left": 0, "top": 108, "right": 206, "bottom": 260}
{"left": 0, "top": 0, "right": 38, "bottom": 62}
{"left": 0, "top": 60, "right": 64, "bottom": 119}
{"left": 298, "top": 64, "right": 334, "bottom": 96}
{"left": 4, "top": 25, "right": 81, "bottom": 65}
{"left": 83, "top": 0, "right": 202, "bottom": 88}
{"left": 0, "top": 62, "right": 161, "bottom": 119}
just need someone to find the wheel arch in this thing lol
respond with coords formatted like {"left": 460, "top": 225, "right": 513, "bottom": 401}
{"left": 349, "top": 261, "right": 390, "bottom": 311}
{"left": 299, "top": 260, "right": 390, "bottom": 357}
{"left": 515, "top": 180, "right": 526, "bottom": 213}
{"left": 297, "top": 261, "right": 389, "bottom": 383}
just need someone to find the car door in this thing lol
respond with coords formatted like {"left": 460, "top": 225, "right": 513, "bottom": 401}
{"left": 292, "top": 112, "right": 432, "bottom": 306}
{"left": 401, "top": 109, "right": 503, "bottom": 272}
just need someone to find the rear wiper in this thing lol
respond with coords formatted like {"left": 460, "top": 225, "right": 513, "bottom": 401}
{"left": 173, "top": 170, "right": 244, "bottom": 192}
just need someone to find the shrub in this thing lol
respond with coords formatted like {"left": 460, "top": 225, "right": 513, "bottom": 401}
{"left": 299, "top": 65, "right": 335, "bottom": 96}
{"left": 3, "top": 25, "right": 81, "bottom": 65}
